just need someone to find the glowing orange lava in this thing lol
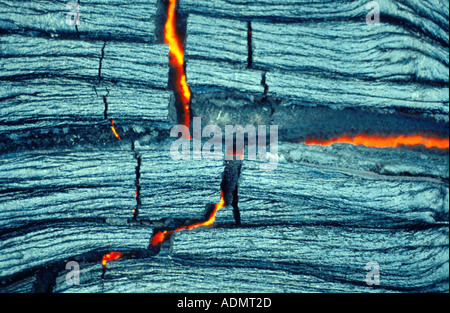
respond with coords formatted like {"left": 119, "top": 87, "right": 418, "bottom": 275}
{"left": 231, "top": 152, "right": 244, "bottom": 160}
{"left": 165, "top": 0, "right": 191, "bottom": 131}
{"left": 111, "top": 120, "right": 122, "bottom": 140}
{"left": 150, "top": 191, "right": 225, "bottom": 246}
{"left": 303, "top": 134, "right": 449, "bottom": 150}
{"left": 226, "top": 147, "right": 244, "bottom": 160}
{"left": 101, "top": 252, "right": 123, "bottom": 269}
{"left": 150, "top": 229, "right": 175, "bottom": 246}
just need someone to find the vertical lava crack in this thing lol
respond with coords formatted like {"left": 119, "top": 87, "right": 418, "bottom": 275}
{"left": 98, "top": 41, "right": 107, "bottom": 83}
{"left": 221, "top": 158, "right": 243, "bottom": 226}
{"left": 261, "top": 72, "right": 268, "bottom": 95}
{"left": 110, "top": 120, "right": 122, "bottom": 140}
{"left": 103, "top": 88, "right": 109, "bottom": 120}
{"left": 134, "top": 153, "right": 142, "bottom": 220}
{"left": 247, "top": 21, "right": 253, "bottom": 69}
{"left": 100, "top": 149, "right": 144, "bottom": 276}
{"left": 259, "top": 72, "right": 269, "bottom": 104}
{"left": 164, "top": 0, "right": 191, "bottom": 132}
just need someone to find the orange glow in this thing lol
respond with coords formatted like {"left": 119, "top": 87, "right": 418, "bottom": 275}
{"left": 227, "top": 151, "right": 244, "bottom": 160}
{"left": 101, "top": 252, "right": 122, "bottom": 269}
{"left": 165, "top": 0, "right": 184, "bottom": 67}
{"left": 150, "top": 230, "right": 175, "bottom": 246}
{"left": 225, "top": 145, "right": 244, "bottom": 160}
{"left": 111, "top": 120, "right": 122, "bottom": 140}
{"left": 303, "top": 134, "right": 449, "bottom": 150}
{"left": 165, "top": 0, "right": 191, "bottom": 132}
{"left": 150, "top": 191, "right": 225, "bottom": 246}
{"left": 185, "top": 191, "right": 225, "bottom": 230}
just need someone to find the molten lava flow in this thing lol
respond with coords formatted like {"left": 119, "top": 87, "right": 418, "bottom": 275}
{"left": 165, "top": 0, "right": 191, "bottom": 131}
{"left": 111, "top": 120, "right": 122, "bottom": 140}
{"left": 303, "top": 134, "right": 449, "bottom": 150}
{"left": 101, "top": 252, "right": 123, "bottom": 269}
{"left": 150, "top": 230, "right": 175, "bottom": 246}
{"left": 231, "top": 152, "right": 244, "bottom": 160}
{"left": 185, "top": 191, "right": 225, "bottom": 230}
{"left": 150, "top": 191, "right": 225, "bottom": 246}
{"left": 225, "top": 145, "right": 244, "bottom": 160}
